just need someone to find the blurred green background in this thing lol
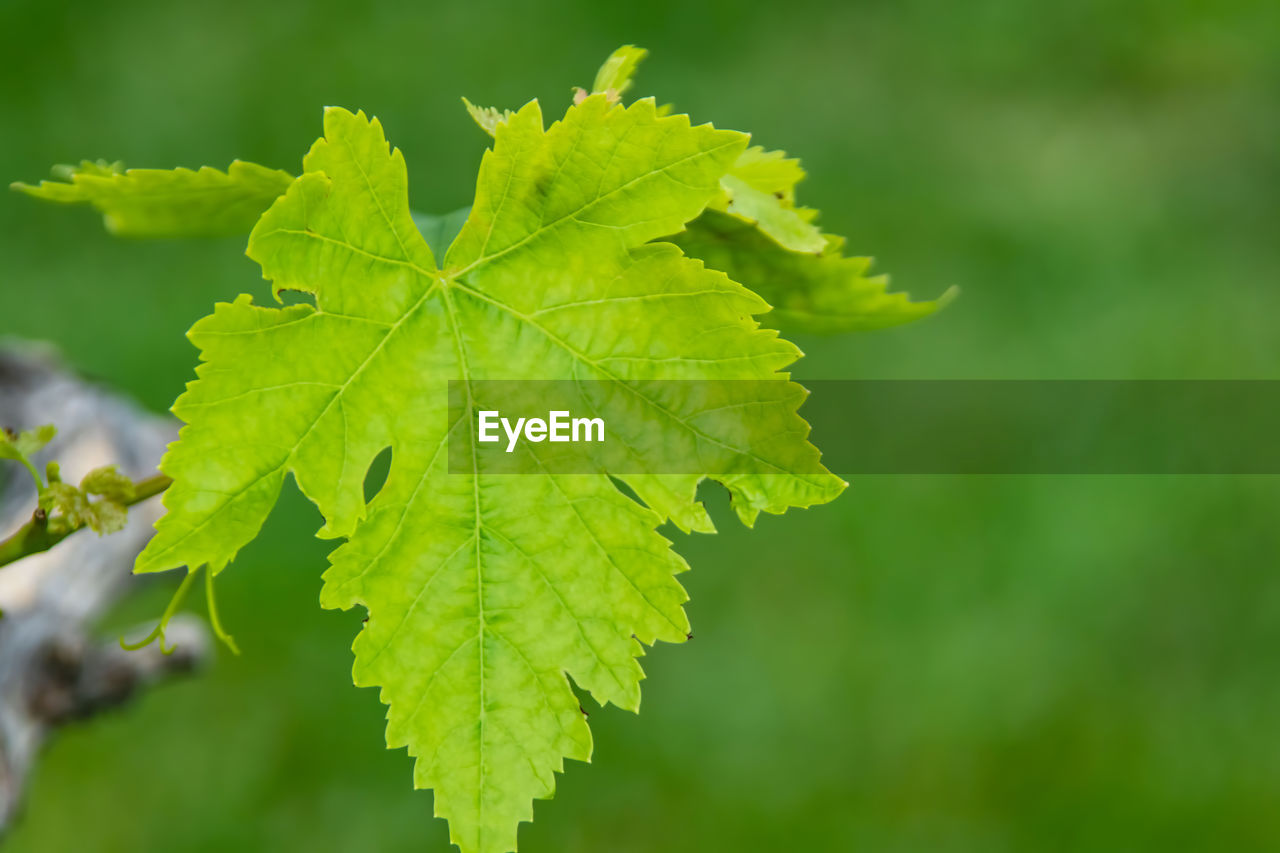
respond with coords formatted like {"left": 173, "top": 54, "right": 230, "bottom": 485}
{"left": 2, "top": 0, "right": 1279, "bottom": 850}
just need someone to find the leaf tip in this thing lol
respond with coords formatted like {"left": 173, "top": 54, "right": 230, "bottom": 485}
{"left": 935, "top": 284, "right": 961, "bottom": 309}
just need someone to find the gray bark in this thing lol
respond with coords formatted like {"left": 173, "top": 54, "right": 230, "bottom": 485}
{"left": 0, "top": 344, "right": 209, "bottom": 832}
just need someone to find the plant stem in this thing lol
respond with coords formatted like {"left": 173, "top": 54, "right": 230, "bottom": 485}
{"left": 0, "top": 473, "right": 171, "bottom": 569}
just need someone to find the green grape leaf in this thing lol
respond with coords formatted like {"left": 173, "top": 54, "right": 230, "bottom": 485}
{"left": 713, "top": 146, "right": 826, "bottom": 254}
{"left": 673, "top": 209, "right": 957, "bottom": 333}
{"left": 12, "top": 159, "right": 125, "bottom": 203}
{"left": 11, "top": 160, "right": 293, "bottom": 237}
{"left": 721, "top": 145, "right": 806, "bottom": 201}
{"left": 136, "top": 99, "right": 842, "bottom": 853}
{"left": 688, "top": 145, "right": 953, "bottom": 331}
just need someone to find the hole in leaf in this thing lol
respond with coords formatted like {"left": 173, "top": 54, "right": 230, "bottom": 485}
{"left": 607, "top": 473, "right": 642, "bottom": 506}
{"left": 277, "top": 288, "right": 315, "bottom": 306}
{"left": 363, "top": 447, "right": 392, "bottom": 504}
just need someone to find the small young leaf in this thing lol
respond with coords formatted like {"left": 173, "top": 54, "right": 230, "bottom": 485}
{"left": 81, "top": 464, "right": 137, "bottom": 502}
{"left": 51, "top": 158, "right": 126, "bottom": 180}
{"left": 591, "top": 44, "right": 648, "bottom": 98}
{"left": 21, "top": 160, "right": 125, "bottom": 202}
{"left": 1, "top": 423, "right": 56, "bottom": 488}
{"left": 39, "top": 476, "right": 130, "bottom": 535}
{"left": 0, "top": 423, "right": 56, "bottom": 460}
{"left": 85, "top": 497, "right": 129, "bottom": 535}
{"left": 462, "top": 97, "right": 516, "bottom": 137}
{"left": 39, "top": 481, "right": 83, "bottom": 519}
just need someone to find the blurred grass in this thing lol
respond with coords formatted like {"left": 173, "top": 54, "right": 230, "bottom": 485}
{"left": 1, "top": 0, "right": 1278, "bottom": 850}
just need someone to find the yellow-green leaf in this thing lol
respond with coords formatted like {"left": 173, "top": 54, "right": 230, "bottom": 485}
{"left": 137, "top": 100, "right": 843, "bottom": 853}
{"left": 12, "top": 160, "right": 293, "bottom": 237}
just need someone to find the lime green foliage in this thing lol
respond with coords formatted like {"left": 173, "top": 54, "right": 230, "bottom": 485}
{"left": 462, "top": 97, "right": 515, "bottom": 137}
{"left": 674, "top": 210, "right": 958, "bottom": 333}
{"left": 0, "top": 423, "right": 57, "bottom": 457}
{"left": 131, "top": 100, "right": 842, "bottom": 852}
{"left": 591, "top": 44, "right": 648, "bottom": 98}
{"left": 0, "top": 427, "right": 173, "bottom": 577}
{"left": 574, "top": 48, "right": 821, "bottom": 250}
{"left": 7, "top": 6, "right": 1279, "bottom": 852}
{"left": 712, "top": 146, "right": 826, "bottom": 253}
{"left": 572, "top": 48, "right": 821, "bottom": 251}
{"left": 9, "top": 159, "right": 124, "bottom": 203}
{"left": 686, "top": 152, "right": 954, "bottom": 331}
{"left": 1, "top": 424, "right": 57, "bottom": 486}
{"left": 13, "top": 46, "right": 950, "bottom": 338}
{"left": 2, "top": 425, "right": 137, "bottom": 536}
{"left": 571, "top": 46, "right": 949, "bottom": 333}
{"left": 10, "top": 45, "right": 934, "bottom": 852}
{"left": 685, "top": 143, "right": 953, "bottom": 330}
{"left": 12, "top": 160, "right": 293, "bottom": 237}
{"left": 40, "top": 463, "right": 135, "bottom": 535}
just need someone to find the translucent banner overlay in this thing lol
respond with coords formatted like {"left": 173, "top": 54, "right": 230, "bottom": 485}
{"left": 448, "top": 380, "right": 1280, "bottom": 475}
{"left": 805, "top": 380, "right": 1280, "bottom": 475}
{"left": 447, "top": 380, "right": 827, "bottom": 476}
